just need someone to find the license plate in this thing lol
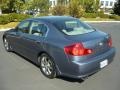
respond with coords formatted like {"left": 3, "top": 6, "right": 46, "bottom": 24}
{"left": 100, "top": 59, "right": 108, "bottom": 68}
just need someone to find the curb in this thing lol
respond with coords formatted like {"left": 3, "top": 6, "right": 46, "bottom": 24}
{"left": 0, "top": 28, "right": 12, "bottom": 32}
{"left": 85, "top": 21, "right": 120, "bottom": 23}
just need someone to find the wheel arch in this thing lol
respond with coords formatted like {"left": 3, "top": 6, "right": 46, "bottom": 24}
{"left": 37, "top": 51, "right": 61, "bottom": 76}
{"left": 3, "top": 35, "right": 6, "bottom": 40}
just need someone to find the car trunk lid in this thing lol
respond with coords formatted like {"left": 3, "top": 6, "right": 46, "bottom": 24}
{"left": 64, "top": 30, "right": 110, "bottom": 57}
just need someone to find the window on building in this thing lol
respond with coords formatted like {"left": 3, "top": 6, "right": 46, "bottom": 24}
{"left": 101, "top": 1, "right": 104, "bottom": 6}
{"left": 105, "top": 1, "right": 109, "bottom": 6}
{"left": 110, "top": 1, "right": 113, "bottom": 6}
{"left": 53, "top": 1, "right": 55, "bottom": 6}
{"left": 49, "top": 1, "right": 52, "bottom": 6}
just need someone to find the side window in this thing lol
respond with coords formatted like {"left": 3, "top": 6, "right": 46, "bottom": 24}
{"left": 17, "top": 21, "right": 30, "bottom": 33}
{"left": 29, "top": 21, "right": 47, "bottom": 37}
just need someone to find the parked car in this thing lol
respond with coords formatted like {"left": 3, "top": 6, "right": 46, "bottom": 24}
{"left": 3, "top": 16, "right": 115, "bottom": 79}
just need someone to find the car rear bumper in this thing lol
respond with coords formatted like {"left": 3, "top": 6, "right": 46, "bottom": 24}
{"left": 61, "top": 47, "right": 115, "bottom": 79}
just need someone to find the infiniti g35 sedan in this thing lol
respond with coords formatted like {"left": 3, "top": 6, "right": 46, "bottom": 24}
{"left": 3, "top": 16, "right": 115, "bottom": 79}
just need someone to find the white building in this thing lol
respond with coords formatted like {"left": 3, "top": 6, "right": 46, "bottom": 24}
{"left": 49, "top": 0, "right": 57, "bottom": 8}
{"left": 50, "top": 0, "right": 117, "bottom": 8}
{"left": 49, "top": 0, "right": 117, "bottom": 12}
{"left": 49, "top": 0, "right": 69, "bottom": 7}
{"left": 100, "top": 0, "right": 117, "bottom": 9}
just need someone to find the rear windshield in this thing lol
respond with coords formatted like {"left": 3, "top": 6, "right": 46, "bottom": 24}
{"left": 53, "top": 19, "right": 95, "bottom": 35}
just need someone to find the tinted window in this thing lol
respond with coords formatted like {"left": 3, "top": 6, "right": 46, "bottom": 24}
{"left": 53, "top": 19, "right": 95, "bottom": 35}
{"left": 17, "top": 21, "right": 30, "bottom": 33}
{"left": 29, "top": 21, "right": 47, "bottom": 36}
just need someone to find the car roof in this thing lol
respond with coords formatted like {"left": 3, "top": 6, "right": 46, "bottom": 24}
{"left": 29, "top": 16, "right": 76, "bottom": 24}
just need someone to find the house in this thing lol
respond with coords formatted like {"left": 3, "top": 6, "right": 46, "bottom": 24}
{"left": 100, "top": 0, "right": 117, "bottom": 12}
{"left": 49, "top": 0, "right": 69, "bottom": 7}
{"left": 49, "top": 0, "right": 117, "bottom": 13}
{"left": 49, "top": 0, "right": 57, "bottom": 7}
{"left": 100, "top": 0, "right": 117, "bottom": 8}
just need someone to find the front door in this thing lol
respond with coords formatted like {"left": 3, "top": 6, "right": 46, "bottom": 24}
{"left": 13, "top": 20, "right": 31, "bottom": 55}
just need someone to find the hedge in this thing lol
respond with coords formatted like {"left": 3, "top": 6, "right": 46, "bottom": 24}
{"left": 0, "top": 13, "right": 120, "bottom": 25}
{"left": 109, "top": 15, "right": 120, "bottom": 20}
{"left": 83, "top": 12, "right": 109, "bottom": 18}
{"left": 0, "top": 13, "right": 31, "bottom": 24}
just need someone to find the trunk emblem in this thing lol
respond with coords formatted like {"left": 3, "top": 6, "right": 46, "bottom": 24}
{"left": 99, "top": 42, "right": 103, "bottom": 46}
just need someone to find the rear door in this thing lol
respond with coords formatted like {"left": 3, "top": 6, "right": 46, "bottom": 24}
{"left": 21, "top": 20, "right": 48, "bottom": 62}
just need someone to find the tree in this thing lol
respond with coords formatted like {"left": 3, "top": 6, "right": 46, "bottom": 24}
{"left": 57, "top": 0, "right": 68, "bottom": 5}
{"left": 0, "top": 0, "right": 9, "bottom": 14}
{"left": 93, "top": 0, "right": 100, "bottom": 13}
{"left": 69, "top": 0, "right": 85, "bottom": 18}
{"left": 52, "top": 4, "right": 67, "bottom": 15}
{"left": 8, "top": 0, "right": 26, "bottom": 13}
{"left": 82, "top": 0, "right": 99, "bottom": 13}
{"left": 30, "top": 0, "right": 49, "bottom": 13}
{"left": 113, "top": 0, "right": 120, "bottom": 16}
{"left": 0, "top": 0, "right": 26, "bottom": 13}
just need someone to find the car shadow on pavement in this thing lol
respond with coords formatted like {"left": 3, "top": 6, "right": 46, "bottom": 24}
{"left": 12, "top": 51, "right": 85, "bottom": 83}
{"left": 56, "top": 76, "right": 85, "bottom": 83}
{"left": 12, "top": 51, "right": 40, "bottom": 67}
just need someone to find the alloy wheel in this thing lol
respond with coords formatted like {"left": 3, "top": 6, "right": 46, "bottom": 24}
{"left": 3, "top": 38, "right": 10, "bottom": 51}
{"left": 39, "top": 54, "right": 56, "bottom": 79}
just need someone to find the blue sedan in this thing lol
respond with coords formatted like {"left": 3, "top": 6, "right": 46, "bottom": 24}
{"left": 3, "top": 16, "right": 115, "bottom": 79}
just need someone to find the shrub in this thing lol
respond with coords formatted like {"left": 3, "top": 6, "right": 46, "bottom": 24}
{"left": 9, "top": 13, "right": 31, "bottom": 22}
{"left": 17, "top": 14, "right": 31, "bottom": 21}
{"left": 69, "top": 0, "right": 85, "bottom": 18}
{"left": 83, "top": 13, "right": 97, "bottom": 18}
{"left": 37, "top": 13, "right": 48, "bottom": 17}
{"left": 0, "top": 15, "right": 10, "bottom": 24}
{"left": 97, "top": 12, "right": 109, "bottom": 18}
{"left": 84, "top": 0, "right": 100, "bottom": 13}
{"left": 83, "top": 12, "right": 109, "bottom": 18}
{"left": 0, "top": 13, "right": 31, "bottom": 25}
{"left": 109, "top": 15, "right": 120, "bottom": 20}
{"left": 52, "top": 4, "right": 67, "bottom": 15}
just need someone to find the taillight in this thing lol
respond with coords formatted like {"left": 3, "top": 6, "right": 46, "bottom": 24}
{"left": 108, "top": 37, "right": 112, "bottom": 47}
{"left": 64, "top": 43, "right": 93, "bottom": 56}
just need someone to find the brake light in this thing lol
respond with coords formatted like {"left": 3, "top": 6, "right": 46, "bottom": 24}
{"left": 108, "top": 37, "right": 112, "bottom": 47}
{"left": 64, "top": 43, "right": 93, "bottom": 56}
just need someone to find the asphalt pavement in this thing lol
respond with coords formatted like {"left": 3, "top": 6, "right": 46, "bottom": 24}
{"left": 0, "top": 22, "right": 120, "bottom": 90}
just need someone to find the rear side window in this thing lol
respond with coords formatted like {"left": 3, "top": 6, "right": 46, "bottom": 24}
{"left": 29, "top": 21, "right": 47, "bottom": 37}
{"left": 53, "top": 19, "right": 95, "bottom": 36}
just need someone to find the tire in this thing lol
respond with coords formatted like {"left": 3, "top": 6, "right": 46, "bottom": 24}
{"left": 3, "top": 38, "right": 11, "bottom": 52}
{"left": 38, "top": 53, "right": 56, "bottom": 79}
